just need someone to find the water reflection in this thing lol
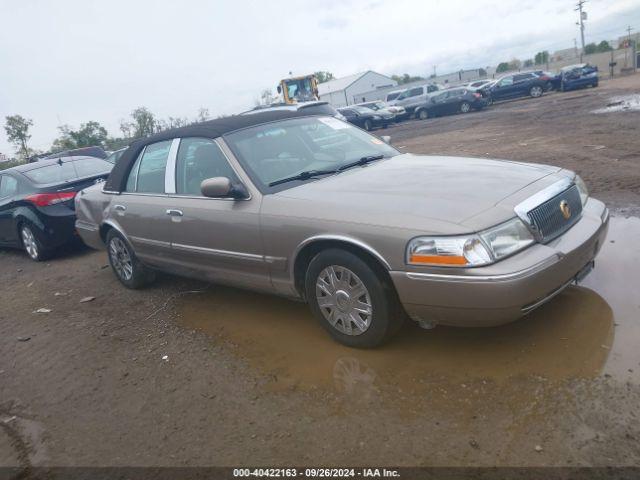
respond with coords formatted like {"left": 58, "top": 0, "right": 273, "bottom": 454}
{"left": 177, "top": 217, "right": 639, "bottom": 395}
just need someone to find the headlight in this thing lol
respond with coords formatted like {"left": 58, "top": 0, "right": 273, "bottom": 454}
{"left": 407, "top": 236, "right": 492, "bottom": 267}
{"left": 479, "top": 217, "right": 535, "bottom": 260}
{"left": 575, "top": 175, "right": 589, "bottom": 206}
{"left": 407, "top": 218, "right": 535, "bottom": 267}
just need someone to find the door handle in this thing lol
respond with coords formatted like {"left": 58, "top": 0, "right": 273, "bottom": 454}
{"left": 113, "top": 204, "right": 126, "bottom": 212}
{"left": 166, "top": 209, "right": 183, "bottom": 217}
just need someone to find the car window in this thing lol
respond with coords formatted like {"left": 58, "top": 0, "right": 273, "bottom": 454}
{"left": 224, "top": 116, "right": 399, "bottom": 189}
{"left": 175, "top": 138, "right": 238, "bottom": 196}
{"left": 407, "top": 87, "right": 424, "bottom": 97}
{"left": 72, "top": 158, "right": 113, "bottom": 178}
{"left": 125, "top": 140, "right": 172, "bottom": 194}
{"left": 499, "top": 76, "right": 514, "bottom": 86}
{"left": 0, "top": 175, "right": 18, "bottom": 197}
{"left": 386, "top": 92, "right": 401, "bottom": 101}
{"left": 105, "top": 149, "right": 125, "bottom": 164}
{"left": 514, "top": 74, "right": 532, "bottom": 82}
{"left": 22, "top": 161, "right": 78, "bottom": 184}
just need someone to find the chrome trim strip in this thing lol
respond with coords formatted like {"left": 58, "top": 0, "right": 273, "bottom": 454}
{"left": 75, "top": 221, "right": 98, "bottom": 232}
{"left": 403, "top": 255, "right": 559, "bottom": 283}
{"left": 129, "top": 236, "right": 171, "bottom": 248}
{"left": 291, "top": 235, "right": 392, "bottom": 282}
{"left": 172, "top": 242, "right": 265, "bottom": 261}
{"left": 165, "top": 138, "right": 181, "bottom": 194}
{"left": 521, "top": 277, "right": 573, "bottom": 314}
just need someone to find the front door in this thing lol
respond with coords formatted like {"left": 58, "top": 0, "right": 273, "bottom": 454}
{"left": 164, "top": 137, "right": 269, "bottom": 292}
{"left": 111, "top": 139, "right": 176, "bottom": 266}
{"left": 0, "top": 174, "right": 19, "bottom": 245}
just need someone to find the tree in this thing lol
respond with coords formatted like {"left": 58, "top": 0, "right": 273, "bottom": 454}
{"left": 596, "top": 40, "right": 613, "bottom": 53}
{"left": 314, "top": 71, "right": 334, "bottom": 83}
{"left": 391, "top": 73, "right": 425, "bottom": 85}
{"left": 4, "top": 115, "right": 33, "bottom": 160}
{"left": 130, "top": 107, "right": 157, "bottom": 138}
{"left": 534, "top": 51, "right": 549, "bottom": 65}
{"left": 523, "top": 59, "right": 534, "bottom": 68}
{"left": 496, "top": 62, "right": 510, "bottom": 73}
{"left": 196, "top": 107, "right": 209, "bottom": 123}
{"left": 52, "top": 121, "right": 108, "bottom": 151}
{"left": 584, "top": 43, "right": 597, "bottom": 55}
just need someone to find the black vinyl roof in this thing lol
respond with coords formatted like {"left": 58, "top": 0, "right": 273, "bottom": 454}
{"left": 105, "top": 109, "right": 318, "bottom": 192}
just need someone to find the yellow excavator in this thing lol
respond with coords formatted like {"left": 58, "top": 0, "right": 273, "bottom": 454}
{"left": 277, "top": 74, "right": 320, "bottom": 104}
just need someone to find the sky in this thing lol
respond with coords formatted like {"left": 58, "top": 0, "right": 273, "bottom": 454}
{"left": 1, "top": 0, "right": 639, "bottom": 155}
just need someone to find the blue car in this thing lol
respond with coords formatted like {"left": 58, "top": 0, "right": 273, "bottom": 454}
{"left": 558, "top": 64, "right": 599, "bottom": 92}
{"left": 482, "top": 72, "right": 548, "bottom": 103}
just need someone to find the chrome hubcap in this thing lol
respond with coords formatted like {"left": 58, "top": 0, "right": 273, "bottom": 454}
{"left": 532, "top": 87, "right": 542, "bottom": 97}
{"left": 461, "top": 103, "right": 470, "bottom": 113}
{"left": 21, "top": 227, "right": 38, "bottom": 259}
{"left": 316, "top": 265, "right": 372, "bottom": 336}
{"left": 109, "top": 237, "right": 133, "bottom": 281}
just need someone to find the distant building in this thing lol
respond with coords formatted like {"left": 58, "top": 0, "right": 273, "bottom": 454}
{"left": 318, "top": 71, "right": 397, "bottom": 107}
{"left": 0, "top": 152, "right": 9, "bottom": 163}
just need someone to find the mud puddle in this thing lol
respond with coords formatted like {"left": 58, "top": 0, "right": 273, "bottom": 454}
{"left": 593, "top": 94, "right": 640, "bottom": 113}
{"left": 176, "top": 217, "right": 639, "bottom": 404}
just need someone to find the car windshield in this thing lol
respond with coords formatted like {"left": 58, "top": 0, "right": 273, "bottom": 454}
{"left": 23, "top": 158, "right": 112, "bottom": 184}
{"left": 224, "top": 116, "right": 399, "bottom": 190}
{"left": 386, "top": 92, "right": 402, "bottom": 101}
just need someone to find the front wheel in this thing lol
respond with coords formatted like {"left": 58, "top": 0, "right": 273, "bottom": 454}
{"left": 363, "top": 119, "right": 373, "bottom": 131}
{"left": 460, "top": 101, "right": 471, "bottom": 113}
{"left": 530, "top": 85, "right": 544, "bottom": 98}
{"left": 417, "top": 109, "right": 429, "bottom": 120}
{"left": 106, "top": 230, "right": 156, "bottom": 289}
{"left": 305, "top": 249, "right": 403, "bottom": 348}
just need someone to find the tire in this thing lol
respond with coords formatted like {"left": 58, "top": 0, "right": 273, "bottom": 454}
{"left": 593, "top": 81, "right": 598, "bottom": 88}
{"left": 460, "top": 101, "right": 471, "bottom": 113}
{"left": 106, "top": 229, "right": 156, "bottom": 289}
{"left": 305, "top": 248, "right": 403, "bottom": 348}
{"left": 417, "top": 109, "right": 429, "bottom": 120}
{"left": 529, "top": 85, "right": 544, "bottom": 98}
{"left": 19, "top": 222, "right": 50, "bottom": 262}
{"left": 363, "top": 119, "right": 372, "bottom": 131}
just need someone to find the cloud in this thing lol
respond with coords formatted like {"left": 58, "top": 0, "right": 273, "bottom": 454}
{"left": 1, "top": 0, "right": 639, "bottom": 153}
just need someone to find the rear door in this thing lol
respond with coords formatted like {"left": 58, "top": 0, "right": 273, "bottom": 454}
{"left": 493, "top": 76, "right": 516, "bottom": 99}
{"left": 513, "top": 73, "right": 535, "bottom": 95}
{"left": 111, "top": 139, "right": 176, "bottom": 265}
{"left": 164, "top": 137, "right": 269, "bottom": 291}
{"left": 428, "top": 92, "right": 448, "bottom": 115}
{"left": 0, "top": 174, "right": 20, "bottom": 245}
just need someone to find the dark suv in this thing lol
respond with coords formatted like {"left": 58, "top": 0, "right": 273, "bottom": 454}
{"left": 483, "top": 73, "right": 548, "bottom": 102}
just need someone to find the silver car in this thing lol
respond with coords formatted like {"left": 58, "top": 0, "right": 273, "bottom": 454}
{"left": 76, "top": 110, "right": 609, "bottom": 348}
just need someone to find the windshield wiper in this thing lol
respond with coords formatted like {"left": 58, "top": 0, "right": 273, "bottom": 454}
{"left": 269, "top": 169, "right": 338, "bottom": 187}
{"left": 338, "top": 154, "right": 385, "bottom": 172}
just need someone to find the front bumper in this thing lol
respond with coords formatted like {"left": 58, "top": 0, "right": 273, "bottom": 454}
{"left": 390, "top": 198, "right": 609, "bottom": 327}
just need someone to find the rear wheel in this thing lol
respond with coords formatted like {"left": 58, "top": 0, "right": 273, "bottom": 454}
{"left": 20, "top": 223, "right": 50, "bottom": 262}
{"left": 106, "top": 230, "right": 155, "bottom": 289}
{"left": 460, "top": 101, "right": 471, "bottom": 113}
{"left": 363, "top": 119, "right": 373, "bottom": 131}
{"left": 530, "top": 85, "right": 544, "bottom": 98}
{"left": 305, "top": 249, "right": 403, "bottom": 348}
{"left": 417, "top": 109, "right": 429, "bottom": 120}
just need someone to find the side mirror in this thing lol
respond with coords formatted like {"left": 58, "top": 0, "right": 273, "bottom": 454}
{"left": 277, "top": 85, "right": 282, "bottom": 94}
{"left": 201, "top": 177, "right": 248, "bottom": 199}
{"left": 381, "top": 136, "right": 391, "bottom": 144}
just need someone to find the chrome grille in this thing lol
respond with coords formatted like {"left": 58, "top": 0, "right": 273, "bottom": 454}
{"left": 527, "top": 184, "right": 582, "bottom": 243}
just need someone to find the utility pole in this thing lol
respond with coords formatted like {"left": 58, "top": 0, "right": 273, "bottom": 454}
{"left": 575, "top": 0, "right": 587, "bottom": 59}
{"left": 625, "top": 25, "right": 634, "bottom": 68}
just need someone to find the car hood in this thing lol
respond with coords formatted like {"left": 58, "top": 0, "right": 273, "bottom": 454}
{"left": 270, "top": 154, "right": 565, "bottom": 234}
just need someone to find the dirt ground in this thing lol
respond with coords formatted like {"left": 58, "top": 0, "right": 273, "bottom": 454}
{"left": 1, "top": 75, "right": 639, "bottom": 473}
